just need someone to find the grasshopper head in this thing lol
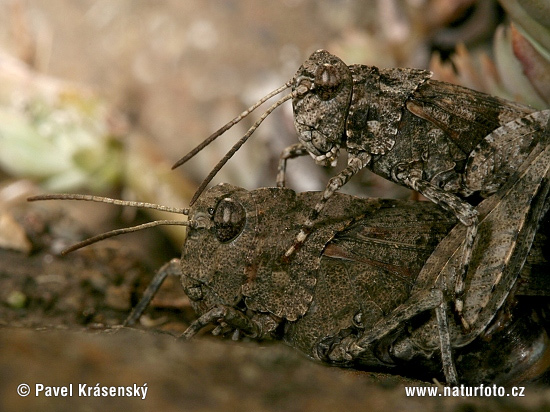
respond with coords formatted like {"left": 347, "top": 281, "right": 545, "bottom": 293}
{"left": 180, "top": 184, "right": 317, "bottom": 322}
{"left": 292, "top": 50, "right": 353, "bottom": 167}
{"left": 180, "top": 184, "right": 251, "bottom": 317}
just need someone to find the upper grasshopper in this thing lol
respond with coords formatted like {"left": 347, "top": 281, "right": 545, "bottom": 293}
{"left": 172, "top": 49, "right": 549, "bottom": 327}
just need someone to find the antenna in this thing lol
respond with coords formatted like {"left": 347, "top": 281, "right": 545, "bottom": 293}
{"left": 28, "top": 194, "right": 188, "bottom": 215}
{"left": 172, "top": 81, "right": 292, "bottom": 170}
{"left": 60, "top": 220, "right": 193, "bottom": 255}
{"left": 28, "top": 193, "right": 192, "bottom": 254}
{"left": 188, "top": 90, "right": 297, "bottom": 205}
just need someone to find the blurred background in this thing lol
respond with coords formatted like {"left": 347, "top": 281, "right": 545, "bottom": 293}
{"left": 0, "top": 0, "right": 548, "bottom": 260}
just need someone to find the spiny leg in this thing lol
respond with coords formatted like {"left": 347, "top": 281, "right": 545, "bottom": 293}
{"left": 350, "top": 287, "right": 457, "bottom": 385}
{"left": 435, "top": 298, "right": 458, "bottom": 385}
{"left": 284, "top": 152, "right": 371, "bottom": 258}
{"left": 352, "top": 288, "right": 443, "bottom": 352}
{"left": 400, "top": 173, "right": 478, "bottom": 329}
{"left": 124, "top": 258, "right": 182, "bottom": 326}
{"left": 277, "top": 143, "right": 309, "bottom": 188}
{"left": 453, "top": 223, "right": 477, "bottom": 324}
{"left": 321, "top": 289, "right": 460, "bottom": 384}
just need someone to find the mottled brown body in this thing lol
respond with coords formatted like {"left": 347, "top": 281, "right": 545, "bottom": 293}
{"left": 123, "top": 179, "right": 549, "bottom": 385}
{"left": 29, "top": 48, "right": 550, "bottom": 384}
{"left": 289, "top": 50, "right": 543, "bottom": 199}
{"left": 30, "top": 172, "right": 550, "bottom": 384}
{"left": 179, "top": 184, "right": 445, "bottom": 326}
{"left": 328, "top": 140, "right": 550, "bottom": 384}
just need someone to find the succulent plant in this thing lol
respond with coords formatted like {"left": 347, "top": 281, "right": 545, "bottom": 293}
{"left": 431, "top": 0, "right": 549, "bottom": 108}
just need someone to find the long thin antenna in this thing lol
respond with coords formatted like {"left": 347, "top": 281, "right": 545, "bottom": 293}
{"left": 28, "top": 193, "right": 192, "bottom": 254}
{"left": 28, "top": 194, "right": 188, "bottom": 215}
{"left": 61, "top": 220, "right": 194, "bottom": 255}
{"left": 172, "top": 81, "right": 292, "bottom": 170}
{"left": 189, "top": 91, "right": 296, "bottom": 206}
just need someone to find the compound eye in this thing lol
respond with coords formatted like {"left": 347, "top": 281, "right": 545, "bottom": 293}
{"left": 213, "top": 198, "right": 246, "bottom": 242}
{"left": 314, "top": 63, "right": 340, "bottom": 100}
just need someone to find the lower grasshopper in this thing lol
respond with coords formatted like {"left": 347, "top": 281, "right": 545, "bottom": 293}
{"left": 132, "top": 172, "right": 549, "bottom": 384}
{"left": 29, "top": 135, "right": 550, "bottom": 384}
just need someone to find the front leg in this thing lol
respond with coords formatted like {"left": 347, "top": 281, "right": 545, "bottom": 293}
{"left": 277, "top": 143, "right": 309, "bottom": 188}
{"left": 124, "top": 258, "right": 182, "bottom": 326}
{"left": 181, "top": 305, "right": 278, "bottom": 340}
{"left": 393, "top": 164, "right": 478, "bottom": 329}
{"left": 284, "top": 151, "right": 372, "bottom": 259}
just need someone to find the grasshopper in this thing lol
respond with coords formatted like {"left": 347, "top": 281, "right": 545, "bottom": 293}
{"left": 29, "top": 144, "right": 550, "bottom": 384}
{"left": 170, "top": 183, "right": 549, "bottom": 385}
{"left": 172, "top": 50, "right": 549, "bottom": 324}
{"left": 150, "top": 132, "right": 550, "bottom": 384}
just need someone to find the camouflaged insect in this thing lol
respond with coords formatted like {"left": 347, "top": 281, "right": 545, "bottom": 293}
{"left": 29, "top": 154, "right": 550, "bottom": 385}
{"left": 27, "top": 50, "right": 550, "bottom": 383}
{"left": 117, "top": 165, "right": 549, "bottom": 385}
{"left": 172, "top": 50, "right": 550, "bottom": 326}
